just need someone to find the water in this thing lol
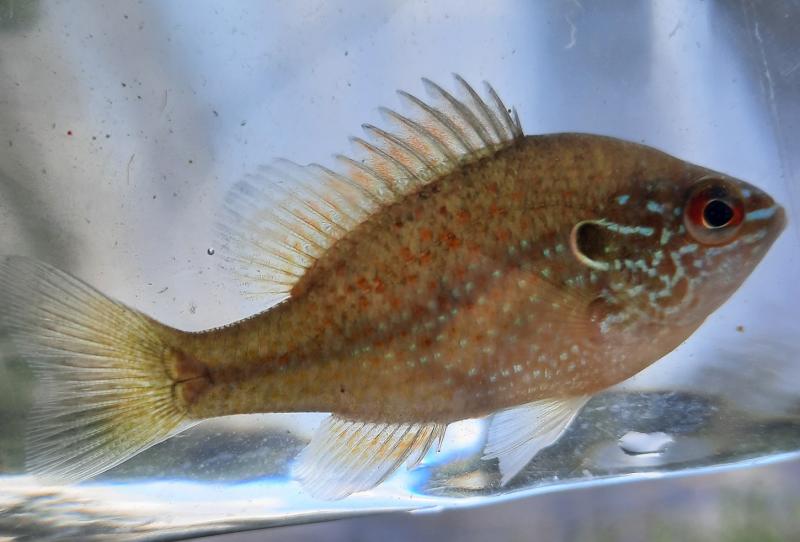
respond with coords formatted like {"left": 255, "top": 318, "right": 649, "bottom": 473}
{"left": 1, "top": 1, "right": 799, "bottom": 540}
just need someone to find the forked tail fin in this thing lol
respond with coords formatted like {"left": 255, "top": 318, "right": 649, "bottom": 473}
{"left": 0, "top": 257, "right": 191, "bottom": 482}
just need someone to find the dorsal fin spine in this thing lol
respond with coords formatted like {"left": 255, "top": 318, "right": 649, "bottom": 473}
{"left": 512, "top": 108, "right": 522, "bottom": 136}
{"left": 378, "top": 107, "right": 459, "bottom": 165}
{"left": 453, "top": 74, "right": 505, "bottom": 143}
{"left": 350, "top": 136, "right": 421, "bottom": 193}
{"left": 484, "top": 82, "right": 520, "bottom": 139}
{"left": 361, "top": 123, "right": 436, "bottom": 180}
{"left": 397, "top": 90, "right": 475, "bottom": 154}
{"left": 334, "top": 154, "right": 396, "bottom": 201}
{"left": 421, "top": 77, "right": 493, "bottom": 148}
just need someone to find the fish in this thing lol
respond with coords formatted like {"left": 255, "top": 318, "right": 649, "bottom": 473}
{"left": 0, "top": 76, "right": 786, "bottom": 500}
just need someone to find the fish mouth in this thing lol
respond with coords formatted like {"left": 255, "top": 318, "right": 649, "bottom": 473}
{"left": 764, "top": 203, "right": 787, "bottom": 243}
{"left": 775, "top": 205, "right": 788, "bottom": 232}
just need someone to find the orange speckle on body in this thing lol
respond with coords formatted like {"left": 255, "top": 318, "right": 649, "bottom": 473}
{"left": 442, "top": 231, "right": 461, "bottom": 249}
{"left": 356, "top": 277, "right": 371, "bottom": 292}
{"left": 495, "top": 228, "right": 511, "bottom": 242}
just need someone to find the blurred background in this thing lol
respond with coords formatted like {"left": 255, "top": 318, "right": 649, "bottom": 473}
{"left": 1, "top": 0, "right": 799, "bottom": 540}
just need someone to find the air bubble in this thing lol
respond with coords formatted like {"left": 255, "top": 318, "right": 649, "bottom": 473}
{"left": 207, "top": 248, "right": 215, "bottom": 256}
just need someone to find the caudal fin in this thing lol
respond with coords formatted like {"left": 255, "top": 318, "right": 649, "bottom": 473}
{"left": 0, "top": 257, "right": 190, "bottom": 482}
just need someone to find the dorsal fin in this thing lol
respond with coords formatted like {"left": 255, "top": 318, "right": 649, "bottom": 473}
{"left": 218, "top": 75, "right": 523, "bottom": 301}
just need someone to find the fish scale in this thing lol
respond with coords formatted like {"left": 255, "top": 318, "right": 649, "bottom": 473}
{"left": 0, "top": 76, "right": 785, "bottom": 500}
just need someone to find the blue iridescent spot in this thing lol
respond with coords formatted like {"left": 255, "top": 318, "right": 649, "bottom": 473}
{"left": 745, "top": 206, "right": 778, "bottom": 222}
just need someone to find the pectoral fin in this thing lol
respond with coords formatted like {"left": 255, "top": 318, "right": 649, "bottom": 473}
{"left": 293, "top": 415, "right": 446, "bottom": 500}
{"left": 483, "top": 396, "right": 590, "bottom": 485}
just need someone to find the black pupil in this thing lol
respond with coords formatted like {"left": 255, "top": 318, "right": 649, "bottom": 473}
{"left": 703, "top": 199, "right": 734, "bottom": 228}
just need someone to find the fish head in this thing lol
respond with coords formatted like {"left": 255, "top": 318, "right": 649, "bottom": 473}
{"left": 572, "top": 153, "right": 786, "bottom": 334}
{"left": 660, "top": 172, "right": 786, "bottom": 324}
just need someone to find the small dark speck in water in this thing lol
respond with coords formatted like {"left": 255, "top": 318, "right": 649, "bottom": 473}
{"left": 736, "top": 325, "right": 745, "bottom": 333}
{"left": 157, "top": 286, "right": 169, "bottom": 294}
{"left": 67, "top": 130, "right": 73, "bottom": 136}
{"left": 189, "top": 303, "right": 197, "bottom": 314}
{"left": 213, "top": 110, "right": 219, "bottom": 117}
{"left": 188, "top": 159, "right": 194, "bottom": 164}
{"left": 207, "top": 248, "right": 215, "bottom": 256}
{"left": 240, "top": 120, "right": 247, "bottom": 127}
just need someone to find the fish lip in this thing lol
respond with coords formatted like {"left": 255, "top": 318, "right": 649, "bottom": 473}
{"left": 775, "top": 205, "right": 788, "bottom": 233}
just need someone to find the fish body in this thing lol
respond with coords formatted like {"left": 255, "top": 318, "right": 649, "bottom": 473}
{"left": 0, "top": 77, "right": 786, "bottom": 499}
{"left": 177, "top": 134, "right": 760, "bottom": 422}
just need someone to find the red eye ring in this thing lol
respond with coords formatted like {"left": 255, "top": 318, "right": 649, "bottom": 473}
{"left": 684, "top": 179, "right": 744, "bottom": 245}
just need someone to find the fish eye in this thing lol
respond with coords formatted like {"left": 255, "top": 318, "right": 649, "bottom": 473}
{"left": 684, "top": 178, "right": 744, "bottom": 245}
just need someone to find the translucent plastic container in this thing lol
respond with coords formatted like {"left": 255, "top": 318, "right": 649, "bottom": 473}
{"left": 1, "top": 1, "right": 798, "bottom": 540}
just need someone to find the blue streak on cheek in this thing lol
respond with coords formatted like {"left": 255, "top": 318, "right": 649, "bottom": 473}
{"left": 646, "top": 201, "right": 666, "bottom": 214}
{"left": 616, "top": 194, "right": 630, "bottom": 205}
{"left": 745, "top": 206, "right": 778, "bottom": 222}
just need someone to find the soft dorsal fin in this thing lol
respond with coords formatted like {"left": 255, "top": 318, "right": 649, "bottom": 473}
{"left": 293, "top": 415, "right": 446, "bottom": 500}
{"left": 218, "top": 75, "right": 523, "bottom": 301}
{"left": 483, "top": 396, "right": 589, "bottom": 485}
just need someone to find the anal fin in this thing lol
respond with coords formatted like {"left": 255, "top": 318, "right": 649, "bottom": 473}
{"left": 293, "top": 415, "right": 446, "bottom": 500}
{"left": 483, "top": 396, "right": 590, "bottom": 485}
